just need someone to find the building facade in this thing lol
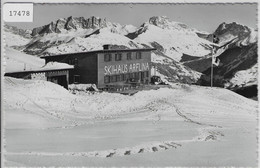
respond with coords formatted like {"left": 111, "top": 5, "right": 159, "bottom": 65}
{"left": 42, "top": 46, "right": 155, "bottom": 89}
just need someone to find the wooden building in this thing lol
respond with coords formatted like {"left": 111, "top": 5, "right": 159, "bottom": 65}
{"left": 41, "top": 45, "right": 156, "bottom": 89}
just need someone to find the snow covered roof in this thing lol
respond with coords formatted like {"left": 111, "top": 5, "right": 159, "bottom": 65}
{"left": 40, "top": 62, "right": 74, "bottom": 71}
{"left": 5, "top": 62, "right": 73, "bottom": 74}
{"left": 40, "top": 48, "right": 157, "bottom": 59}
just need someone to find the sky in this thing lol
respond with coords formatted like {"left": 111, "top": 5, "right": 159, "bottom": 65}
{"left": 8, "top": 3, "right": 257, "bottom": 33}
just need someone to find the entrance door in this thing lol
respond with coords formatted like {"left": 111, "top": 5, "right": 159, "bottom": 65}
{"left": 48, "top": 75, "right": 68, "bottom": 89}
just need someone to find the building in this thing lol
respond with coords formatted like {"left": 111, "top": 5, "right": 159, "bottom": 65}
{"left": 5, "top": 62, "right": 74, "bottom": 89}
{"left": 41, "top": 45, "right": 156, "bottom": 89}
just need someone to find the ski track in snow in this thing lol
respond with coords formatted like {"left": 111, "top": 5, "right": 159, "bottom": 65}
{"left": 6, "top": 141, "right": 182, "bottom": 158}
{"left": 5, "top": 126, "right": 225, "bottom": 158}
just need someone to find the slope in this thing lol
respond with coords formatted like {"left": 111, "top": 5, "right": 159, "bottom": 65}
{"left": 4, "top": 25, "right": 31, "bottom": 47}
{"left": 4, "top": 47, "right": 45, "bottom": 73}
{"left": 4, "top": 77, "right": 257, "bottom": 128}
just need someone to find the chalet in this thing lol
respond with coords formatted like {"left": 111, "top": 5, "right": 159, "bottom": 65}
{"left": 41, "top": 45, "right": 156, "bottom": 90}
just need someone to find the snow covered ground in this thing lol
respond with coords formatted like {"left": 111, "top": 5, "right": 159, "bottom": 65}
{"left": 3, "top": 77, "right": 258, "bottom": 167}
{"left": 3, "top": 47, "right": 45, "bottom": 73}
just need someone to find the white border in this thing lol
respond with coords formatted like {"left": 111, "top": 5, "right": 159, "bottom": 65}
{"left": 1, "top": 1, "right": 259, "bottom": 168}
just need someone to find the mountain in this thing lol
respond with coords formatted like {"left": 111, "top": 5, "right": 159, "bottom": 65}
{"left": 214, "top": 22, "right": 257, "bottom": 46}
{"left": 3, "top": 25, "right": 32, "bottom": 47}
{"left": 31, "top": 16, "right": 107, "bottom": 36}
{"left": 21, "top": 16, "right": 140, "bottom": 56}
{"left": 3, "top": 16, "right": 257, "bottom": 98}
{"left": 127, "top": 16, "right": 213, "bottom": 61}
{"left": 188, "top": 22, "right": 258, "bottom": 98}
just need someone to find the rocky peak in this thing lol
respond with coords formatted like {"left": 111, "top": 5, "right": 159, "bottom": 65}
{"left": 85, "top": 16, "right": 107, "bottom": 28}
{"left": 147, "top": 16, "right": 190, "bottom": 31}
{"left": 149, "top": 16, "right": 170, "bottom": 27}
{"left": 214, "top": 22, "right": 251, "bottom": 39}
{"left": 31, "top": 16, "right": 107, "bottom": 36}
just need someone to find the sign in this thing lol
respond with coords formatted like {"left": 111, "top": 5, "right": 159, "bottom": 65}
{"left": 3, "top": 3, "right": 33, "bottom": 22}
{"left": 104, "top": 62, "right": 149, "bottom": 75}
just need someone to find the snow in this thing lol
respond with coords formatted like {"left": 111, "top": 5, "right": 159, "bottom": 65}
{"left": 217, "top": 26, "right": 257, "bottom": 47}
{"left": 43, "top": 28, "right": 143, "bottom": 55}
{"left": 40, "top": 62, "right": 74, "bottom": 71}
{"left": 225, "top": 64, "right": 258, "bottom": 88}
{"left": 241, "top": 27, "right": 258, "bottom": 45}
{"left": 3, "top": 48, "right": 72, "bottom": 73}
{"left": 3, "top": 31, "right": 30, "bottom": 47}
{"left": 4, "top": 47, "right": 45, "bottom": 73}
{"left": 2, "top": 16, "right": 258, "bottom": 167}
{"left": 106, "top": 22, "right": 137, "bottom": 35}
{"left": 3, "top": 77, "right": 257, "bottom": 166}
{"left": 69, "top": 83, "right": 99, "bottom": 92}
{"left": 22, "top": 16, "right": 214, "bottom": 63}
{"left": 248, "top": 27, "right": 258, "bottom": 43}
{"left": 134, "top": 24, "right": 212, "bottom": 61}
{"left": 151, "top": 52, "right": 171, "bottom": 64}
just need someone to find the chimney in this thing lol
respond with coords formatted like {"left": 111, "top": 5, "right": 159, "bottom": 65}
{"left": 103, "top": 44, "right": 112, "bottom": 50}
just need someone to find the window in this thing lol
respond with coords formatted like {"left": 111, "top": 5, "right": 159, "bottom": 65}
{"left": 120, "top": 74, "right": 124, "bottom": 81}
{"left": 138, "top": 72, "right": 142, "bottom": 80}
{"left": 127, "top": 53, "right": 132, "bottom": 60}
{"left": 74, "top": 75, "right": 80, "bottom": 83}
{"left": 68, "top": 59, "right": 74, "bottom": 65}
{"left": 124, "top": 73, "right": 130, "bottom": 81}
{"left": 145, "top": 71, "right": 149, "bottom": 77}
{"left": 115, "top": 53, "right": 122, "bottom": 61}
{"left": 136, "top": 52, "right": 142, "bottom": 59}
{"left": 68, "top": 58, "right": 79, "bottom": 65}
{"left": 74, "top": 58, "right": 78, "bottom": 66}
{"left": 104, "top": 54, "right": 112, "bottom": 62}
{"left": 104, "top": 76, "right": 110, "bottom": 83}
{"left": 130, "top": 73, "right": 135, "bottom": 78}
{"left": 135, "top": 72, "right": 140, "bottom": 79}
{"left": 141, "top": 72, "right": 145, "bottom": 79}
{"left": 116, "top": 75, "right": 121, "bottom": 81}
{"left": 111, "top": 75, "right": 117, "bottom": 82}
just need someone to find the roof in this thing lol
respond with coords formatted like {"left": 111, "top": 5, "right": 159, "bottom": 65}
{"left": 40, "top": 62, "right": 74, "bottom": 71}
{"left": 5, "top": 62, "right": 74, "bottom": 74}
{"left": 40, "top": 48, "right": 156, "bottom": 59}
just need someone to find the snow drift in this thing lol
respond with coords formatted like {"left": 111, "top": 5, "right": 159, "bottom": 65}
{"left": 4, "top": 77, "right": 257, "bottom": 129}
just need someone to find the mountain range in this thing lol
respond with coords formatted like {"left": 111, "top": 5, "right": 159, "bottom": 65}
{"left": 4, "top": 16, "right": 258, "bottom": 98}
